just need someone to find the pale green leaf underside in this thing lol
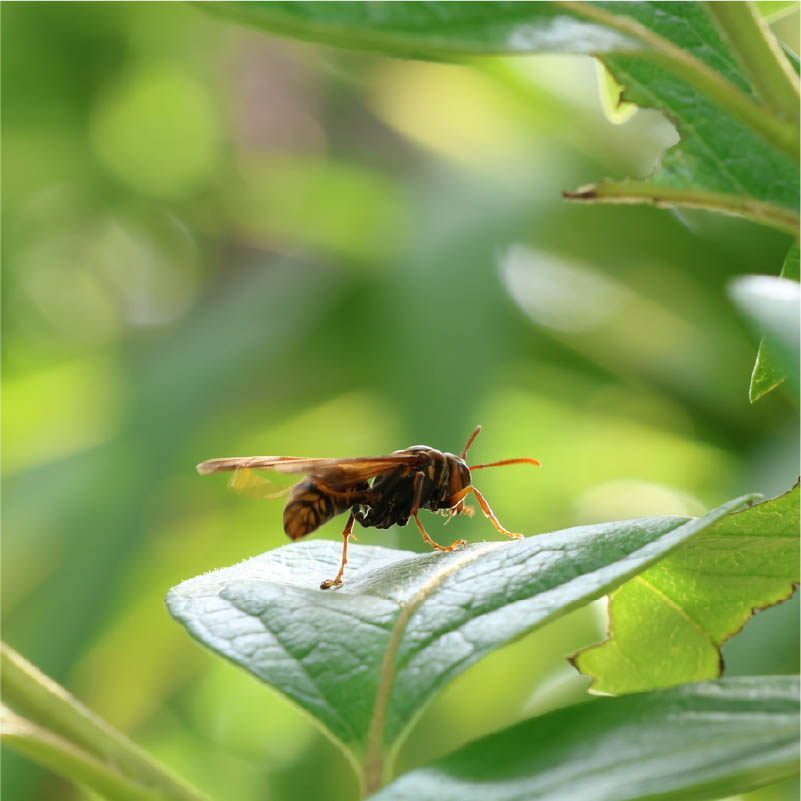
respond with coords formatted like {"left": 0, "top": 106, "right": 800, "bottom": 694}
{"left": 730, "top": 274, "right": 801, "bottom": 399}
{"left": 573, "top": 485, "right": 799, "bottom": 694}
{"left": 167, "top": 494, "right": 752, "bottom": 766}
{"left": 369, "top": 677, "right": 800, "bottom": 801}
{"left": 750, "top": 242, "right": 801, "bottom": 402}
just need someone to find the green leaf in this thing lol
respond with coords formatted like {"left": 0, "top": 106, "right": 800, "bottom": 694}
{"left": 198, "top": 2, "right": 639, "bottom": 58}
{"left": 1, "top": 705, "right": 156, "bottom": 801}
{"left": 749, "top": 242, "right": 801, "bottom": 402}
{"left": 757, "top": 1, "right": 800, "bottom": 23}
{"left": 730, "top": 270, "right": 801, "bottom": 401}
{"left": 167, "top": 493, "right": 755, "bottom": 794}
{"left": 368, "top": 677, "right": 800, "bottom": 801}
{"left": 198, "top": 1, "right": 800, "bottom": 232}
{"left": 573, "top": 484, "right": 799, "bottom": 694}
{"left": 567, "top": 3, "right": 799, "bottom": 232}
{"left": 0, "top": 643, "right": 213, "bottom": 801}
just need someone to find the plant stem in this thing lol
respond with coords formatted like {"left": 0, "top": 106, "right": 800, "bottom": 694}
{"left": 705, "top": 1, "right": 800, "bottom": 123}
{"left": 1, "top": 642, "right": 214, "bottom": 801}
{"left": 2, "top": 706, "right": 158, "bottom": 801}
{"left": 558, "top": 1, "right": 800, "bottom": 162}
{"left": 563, "top": 181, "right": 800, "bottom": 236}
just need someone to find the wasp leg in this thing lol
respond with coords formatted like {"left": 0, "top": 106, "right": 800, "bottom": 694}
{"left": 409, "top": 471, "right": 425, "bottom": 516}
{"left": 413, "top": 514, "right": 466, "bottom": 551}
{"left": 442, "top": 501, "right": 474, "bottom": 525}
{"left": 454, "top": 485, "right": 523, "bottom": 540}
{"left": 410, "top": 471, "right": 466, "bottom": 551}
{"left": 320, "top": 513, "right": 356, "bottom": 590}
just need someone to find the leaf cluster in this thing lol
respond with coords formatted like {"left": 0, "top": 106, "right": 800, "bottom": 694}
{"left": 4, "top": 3, "right": 798, "bottom": 801}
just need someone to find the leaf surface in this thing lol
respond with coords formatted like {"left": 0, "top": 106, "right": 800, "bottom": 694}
{"left": 369, "top": 677, "right": 800, "bottom": 801}
{"left": 167, "top": 494, "right": 755, "bottom": 781}
{"left": 573, "top": 485, "right": 800, "bottom": 693}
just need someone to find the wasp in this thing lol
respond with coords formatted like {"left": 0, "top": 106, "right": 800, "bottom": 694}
{"left": 197, "top": 425, "right": 540, "bottom": 589}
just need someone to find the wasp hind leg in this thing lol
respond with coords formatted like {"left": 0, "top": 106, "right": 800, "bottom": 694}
{"left": 320, "top": 513, "right": 356, "bottom": 590}
{"left": 411, "top": 471, "right": 466, "bottom": 552}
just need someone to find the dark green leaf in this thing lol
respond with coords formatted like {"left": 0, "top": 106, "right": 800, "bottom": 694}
{"left": 573, "top": 485, "right": 799, "bottom": 693}
{"left": 369, "top": 677, "right": 800, "bottom": 801}
{"left": 198, "top": 2, "right": 638, "bottom": 59}
{"left": 167, "top": 494, "right": 753, "bottom": 786}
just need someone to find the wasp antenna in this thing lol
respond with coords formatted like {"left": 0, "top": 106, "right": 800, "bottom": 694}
{"left": 461, "top": 425, "right": 482, "bottom": 460}
{"left": 469, "top": 457, "right": 541, "bottom": 470}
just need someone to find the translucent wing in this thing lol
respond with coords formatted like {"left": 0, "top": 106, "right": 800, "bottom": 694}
{"left": 227, "top": 468, "right": 295, "bottom": 500}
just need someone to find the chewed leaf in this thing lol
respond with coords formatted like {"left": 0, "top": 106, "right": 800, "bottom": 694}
{"left": 199, "top": 2, "right": 800, "bottom": 233}
{"left": 573, "top": 484, "right": 800, "bottom": 694}
{"left": 167, "top": 493, "right": 754, "bottom": 781}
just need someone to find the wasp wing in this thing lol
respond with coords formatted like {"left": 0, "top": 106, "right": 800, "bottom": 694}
{"left": 197, "top": 453, "right": 426, "bottom": 491}
{"left": 226, "top": 468, "right": 296, "bottom": 500}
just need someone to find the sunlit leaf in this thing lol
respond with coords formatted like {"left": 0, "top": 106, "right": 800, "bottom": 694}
{"left": 573, "top": 485, "right": 799, "bottom": 693}
{"left": 757, "top": 1, "right": 800, "bottom": 23}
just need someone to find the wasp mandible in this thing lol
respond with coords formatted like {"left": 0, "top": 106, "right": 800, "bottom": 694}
{"left": 197, "top": 425, "right": 540, "bottom": 589}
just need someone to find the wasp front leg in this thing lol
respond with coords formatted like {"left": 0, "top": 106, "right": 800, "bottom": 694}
{"left": 411, "top": 471, "right": 466, "bottom": 552}
{"left": 442, "top": 500, "right": 474, "bottom": 525}
{"left": 447, "top": 485, "right": 523, "bottom": 540}
{"left": 320, "top": 513, "right": 356, "bottom": 590}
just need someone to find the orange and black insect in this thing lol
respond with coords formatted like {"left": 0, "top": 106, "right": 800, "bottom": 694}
{"left": 197, "top": 425, "right": 540, "bottom": 589}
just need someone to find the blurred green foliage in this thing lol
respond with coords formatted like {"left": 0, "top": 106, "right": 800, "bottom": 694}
{"left": 2, "top": 3, "right": 798, "bottom": 801}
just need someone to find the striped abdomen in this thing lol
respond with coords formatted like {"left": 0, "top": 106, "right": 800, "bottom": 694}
{"left": 282, "top": 477, "right": 365, "bottom": 540}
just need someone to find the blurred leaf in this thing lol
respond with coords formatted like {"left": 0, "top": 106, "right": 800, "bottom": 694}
{"left": 0, "top": 643, "right": 213, "bottom": 801}
{"left": 758, "top": 1, "right": 800, "bottom": 22}
{"left": 369, "top": 677, "right": 800, "bottom": 801}
{"left": 573, "top": 484, "right": 799, "bottom": 694}
{"left": 198, "top": 1, "right": 799, "bottom": 232}
{"left": 750, "top": 242, "right": 800, "bottom": 402}
{"left": 730, "top": 272, "right": 801, "bottom": 399}
{"left": 594, "top": 57, "right": 637, "bottom": 125}
{"left": 90, "top": 65, "right": 221, "bottom": 197}
{"left": 225, "top": 156, "right": 408, "bottom": 262}
{"left": 167, "top": 493, "right": 754, "bottom": 793}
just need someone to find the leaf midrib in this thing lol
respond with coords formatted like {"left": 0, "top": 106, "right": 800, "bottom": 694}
{"left": 363, "top": 542, "right": 501, "bottom": 791}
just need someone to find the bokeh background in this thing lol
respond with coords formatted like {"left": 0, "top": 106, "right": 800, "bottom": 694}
{"left": 3, "top": 4, "right": 799, "bottom": 801}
